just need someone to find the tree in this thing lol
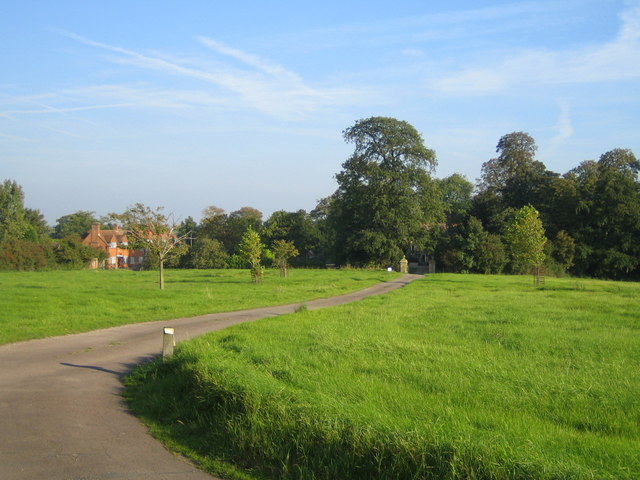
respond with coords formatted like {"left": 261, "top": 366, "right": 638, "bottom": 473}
{"left": 563, "top": 150, "right": 640, "bottom": 278}
{"left": 52, "top": 235, "right": 104, "bottom": 268}
{"left": 476, "top": 133, "right": 553, "bottom": 228}
{"left": 111, "top": 204, "right": 187, "bottom": 290}
{"left": 54, "top": 210, "right": 98, "bottom": 239}
{"left": 237, "top": 226, "right": 265, "bottom": 283}
{"left": 272, "top": 239, "right": 299, "bottom": 277}
{"left": 437, "top": 216, "right": 507, "bottom": 274}
{"left": 550, "top": 230, "right": 576, "bottom": 273}
{"left": 0, "top": 180, "right": 54, "bottom": 270}
{"left": 309, "top": 197, "right": 335, "bottom": 265}
{"left": 263, "top": 210, "right": 320, "bottom": 264}
{"left": 457, "top": 217, "right": 487, "bottom": 272}
{"left": 228, "top": 207, "right": 262, "bottom": 248}
{"left": 479, "top": 132, "right": 539, "bottom": 193}
{"left": 328, "top": 117, "right": 441, "bottom": 266}
{"left": 590, "top": 149, "right": 640, "bottom": 277}
{"left": 437, "top": 173, "right": 474, "bottom": 224}
{"left": 201, "top": 205, "right": 225, "bottom": 220}
{"left": 0, "top": 179, "right": 29, "bottom": 244}
{"left": 542, "top": 175, "right": 579, "bottom": 238}
{"left": 24, "top": 208, "right": 49, "bottom": 241}
{"left": 200, "top": 206, "right": 263, "bottom": 255}
{"left": 176, "top": 216, "right": 198, "bottom": 245}
{"left": 199, "top": 206, "right": 230, "bottom": 251}
{"left": 476, "top": 233, "right": 508, "bottom": 274}
{"left": 505, "top": 205, "right": 547, "bottom": 284}
{"left": 189, "top": 238, "right": 229, "bottom": 269}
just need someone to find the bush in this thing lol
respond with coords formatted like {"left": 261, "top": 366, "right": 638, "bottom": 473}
{"left": 0, "top": 239, "right": 51, "bottom": 270}
{"left": 188, "top": 238, "right": 229, "bottom": 269}
{"left": 476, "top": 234, "right": 507, "bottom": 274}
{"left": 227, "top": 254, "right": 249, "bottom": 269}
{"left": 52, "top": 235, "right": 104, "bottom": 269}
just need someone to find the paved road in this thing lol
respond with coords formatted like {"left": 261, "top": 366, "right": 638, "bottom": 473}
{"left": 0, "top": 274, "right": 422, "bottom": 479}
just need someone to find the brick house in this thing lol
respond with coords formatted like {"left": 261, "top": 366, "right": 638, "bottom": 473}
{"left": 82, "top": 223, "right": 146, "bottom": 269}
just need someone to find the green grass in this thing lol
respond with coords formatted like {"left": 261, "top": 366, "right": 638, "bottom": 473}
{"left": 0, "top": 268, "right": 398, "bottom": 344}
{"left": 124, "top": 274, "right": 640, "bottom": 480}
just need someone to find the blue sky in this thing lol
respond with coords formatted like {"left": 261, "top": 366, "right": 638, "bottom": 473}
{"left": 2, "top": 1, "right": 639, "bottom": 224}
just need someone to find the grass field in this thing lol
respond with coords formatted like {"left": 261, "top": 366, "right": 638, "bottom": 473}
{"left": 0, "top": 268, "right": 398, "bottom": 345}
{"left": 124, "top": 274, "right": 640, "bottom": 480}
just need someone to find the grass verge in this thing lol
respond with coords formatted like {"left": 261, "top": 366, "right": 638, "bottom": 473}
{"left": 0, "top": 268, "right": 397, "bottom": 344}
{"left": 124, "top": 274, "right": 640, "bottom": 479}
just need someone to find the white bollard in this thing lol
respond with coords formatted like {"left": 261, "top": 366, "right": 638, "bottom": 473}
{"left": 162, "top": 327, "right": 175, "bottom": 359}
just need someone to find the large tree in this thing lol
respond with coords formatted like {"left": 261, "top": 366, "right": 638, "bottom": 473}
{"left": 199, "top": 205, "right": 230, "bottom": 250}
{"left": 437, "top": 173, "right": 474, "bottom": 224}
{"left": 328, "top": 117, "right": 441, "bottom": 266}
{"left": 54, "top": 210, "right": 98, "bottom": 239}
{"left": 0, "top": 180, "right": 53, "bottom": 270}
{"left": 572, "top": 149, "right": 640, "bottom": 278}
{"left": 24, "top": 208, "right": 49, "bottom": 241}
{"left": 475, "top": 132, "right": 554, "bottom": 232}
{"left": 263, "top": 210, "right": 320, "bottom": 263}
{"left": 188, "top": 237, "right": 229, "bottom": 269}
{"left": 0, "top": 179, "right": 29, "bottom": 244}
{"left": 479, "top": 132, "right": 541, "bottom": 193}
{"left": 199, "top": 206, "right": 263, "bottom": 255}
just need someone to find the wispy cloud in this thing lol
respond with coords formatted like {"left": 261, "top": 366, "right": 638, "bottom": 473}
{"left": 63, "top": 84, "right": 232, "bottom": 112}
{"left": 0, "top": 132, "right": 37, "bottom": 142}
{"left": 198, "top": 37, "right": 298, "bottom": 80}
{"left": 197, "top": 36, "right": 362, "bottom": 118}
{"left": 55, "top": 31, "right": 361, "bottom": 119}
{"left": 2, "top": 100, "right": 135, "bottom": 117}
{"left": 0, "top": 83, "right": 237, "bottom": 141}
{"left": 427, "top": 4, "right": 640, "bottom": 95}
{"left": 265, "top": 1, "right": 569, "bottom": 53}
{"left": 39, "top": 124, "right": 89, "bottom": 139}
{"left": 550, "top": 100, "right": 574, "bottom": 150}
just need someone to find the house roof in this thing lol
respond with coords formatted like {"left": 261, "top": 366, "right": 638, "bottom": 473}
{"left": 82, "top": 223, "right": 129, "bottom": 249}
{"left": 103, "top": 230, "right": 128, "bottom": 244}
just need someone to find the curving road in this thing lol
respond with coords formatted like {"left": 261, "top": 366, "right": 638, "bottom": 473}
{"left": 0, "top": 274, "right": 422, "bottom": 480}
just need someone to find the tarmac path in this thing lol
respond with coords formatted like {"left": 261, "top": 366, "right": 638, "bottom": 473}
{"left": 0, "top": 274, "right": 422, "bottom": 480}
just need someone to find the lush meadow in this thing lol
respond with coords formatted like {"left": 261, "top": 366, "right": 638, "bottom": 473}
{"left": 0, "top": 268, "right": 397, "bottom": 344}
{"left": 125, "top": 274, "right": 640, "bottom": 480}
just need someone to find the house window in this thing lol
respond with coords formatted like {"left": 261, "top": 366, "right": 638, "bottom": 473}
{"left": 109, "top": 242, "right": 116, "bottom": 248}
{"left": 110, "top": 257, "right": 116, "bottom": 264}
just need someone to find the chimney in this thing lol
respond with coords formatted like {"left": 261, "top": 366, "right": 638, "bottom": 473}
{"left": 90, "top": 223, "right": 100, "bottom": 244}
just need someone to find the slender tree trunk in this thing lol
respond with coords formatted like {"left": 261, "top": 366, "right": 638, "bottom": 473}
{"left": 159, "top": 258, "right": 165, "bottom": 290}
{"left": 279, "top": 264, "right": 288, "bottom": 277}
{"left": 533, "top": 264, "right": 544, "bottom": 286}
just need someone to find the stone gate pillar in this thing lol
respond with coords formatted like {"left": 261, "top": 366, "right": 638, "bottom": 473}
{"left": 400, "top": 257, "right": 409, "bottom": 273}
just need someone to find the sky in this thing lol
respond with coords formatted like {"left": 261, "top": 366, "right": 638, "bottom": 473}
{"left": 1, "top": 0, "right": 639, "bottom": 225}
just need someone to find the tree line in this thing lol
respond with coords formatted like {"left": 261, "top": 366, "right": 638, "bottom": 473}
{"left": 1, "top": 116, "right": 638, "bottom": 279}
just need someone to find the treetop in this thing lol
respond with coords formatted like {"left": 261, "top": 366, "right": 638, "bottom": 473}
{"left": 343, "top": 116, "right": 437, "bottom": 173}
